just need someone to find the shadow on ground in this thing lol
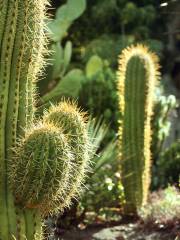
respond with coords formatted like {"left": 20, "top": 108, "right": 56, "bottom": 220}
{"left": 57, "top": 223, "right": 179, "bottom": 240}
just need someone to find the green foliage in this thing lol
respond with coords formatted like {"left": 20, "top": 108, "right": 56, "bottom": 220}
{"left": 152, "top": 93, "right": 177, "bottom": 161}
{"left": 80, "top": 144, "right": 124, "bottom": 214}
{"left": 67, "top": 0, "right": 163, "bottom": 67}
{"left": 83, "top": 35, "right": 135, "bottom": 67}
{"left": 40, "top": 69, "right": 84, "bottom": 105}
{"left": 70, "top": 0, "right": 158, "bottom": 39}
{"left": 43, "top": 41, "right": 73, "bottom": 88}
{"left": 85, "top": 55, "right": 104, "bottom": 78}
{"left": 40, "top": 54, "right": 120, "bottom": 146}
{"left": 157, "top": 140, "right": 180, "bottom": 187}
{"left": 151, "top": 90, "right": 178, "bottom": 189}
{"left": 83, "top": 35, "right": 163, "bottom": 69}
{"left": 38, "top": 0, "right": 86, "bottom": 97}
{"left": 50, "top": 41, "right": 72, "bottom": 80}
{"left": 79, "top": 118, "right": 124, "bottom": 214}
{"left": 117, "top": 45, "right": 160, "bottom": 214}
{"left": 48, "top": 0, "right": 86, "bottom": 42}
{"left": 78, "top": 56, "right": 119, "bottom": 143}
{"left": 40, "top": 0, "right": 164, "bottom": 115}
{"left": 141, "top": 186, "right": 180, "bottom": 224}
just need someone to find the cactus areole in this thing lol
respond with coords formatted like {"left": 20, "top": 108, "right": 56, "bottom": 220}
{"left": 117, "top": 45, "right": 160, "bottom": 214}
{"left": 0, "top": 1, "right": 90, "bottom": 239}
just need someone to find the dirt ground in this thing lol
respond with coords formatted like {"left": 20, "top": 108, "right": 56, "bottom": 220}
{"left": 54, "top": 223, "right": 179, "bottom": 240}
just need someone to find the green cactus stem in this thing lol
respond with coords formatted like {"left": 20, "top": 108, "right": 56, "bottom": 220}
{"left": 11, "top": 124, "right": 72, "bottom": 211}
{"left": 0, "top": 1, "right": 47, "bottom": 238}
{"left": 43, "top": 101, "right": 90, "bottom": 212}
{"left": 117, "top": 44, "right": 160, "bottom": 214}
{"left": 0, "top": 1, "right": 90, "bottom": 239}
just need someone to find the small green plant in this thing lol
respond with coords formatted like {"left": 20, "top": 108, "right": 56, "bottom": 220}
{"left": 157, "top": 140, "right": 180, "bottom": 187}
{"left": 152, "top": 93, "right": 177, "bottom": 161}
{"left": 117, "top": 44, "right": 160, "bottom": 214}
{"left": 141, "top": 186, "right": 180, "bottom": 225}
{"left": 150, "top": 90, "right": 177, "bottom": 189}
{"left": 0, "top": 1, "right": 90, "bottom": 239}
{"left": 80, "top": 119, "right": 124, "bottom": 215}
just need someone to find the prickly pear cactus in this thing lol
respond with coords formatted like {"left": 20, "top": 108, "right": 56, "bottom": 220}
{"left": 117, "top": 44, "right": 160, "bottom": 214}
{"left": 0, "top": 1, "right": 90, "bottom": 239}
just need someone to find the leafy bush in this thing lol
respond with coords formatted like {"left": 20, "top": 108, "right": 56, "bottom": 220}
{"left": 83, "top": 35, "right": 135, "bottom": 67}
{"left": 79, "top": 141, "right": 124, "bottom": 214}
{"left": 83, "top": 35, "right": 163, "bottom": 68}
{"left": 38, "top": 0, "right": 86, "bottom": 98}
{"left": 151, "top": 92, "right": 177, "bottom": 161}
{"left": 69, "top": 0, "right": 160, "bottom": 42}
{"left": 67, "top": 0, "right": 165, "bottom": 70}
{"left": 141, "top": 186, "right": 180, "bottom": 226}
{"left": 151, "top": 89, "right": 178, "bottom": 189}
{"left": 78, "top": 57, "right": 119, "bottom": 143}
{"left": 157, "top": 140, "right": 180, "bottom": 187}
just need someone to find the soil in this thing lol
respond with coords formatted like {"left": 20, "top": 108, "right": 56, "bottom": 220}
{"left": 50, "top": 222, "right": 180, "bottom": 240}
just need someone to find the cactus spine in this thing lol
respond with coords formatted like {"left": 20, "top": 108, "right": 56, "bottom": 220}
{"left": 117, "top": 44, "right": 160, "bottom": 214}
{"left": 0, "top": 1, "right": 90, "bottom": 239}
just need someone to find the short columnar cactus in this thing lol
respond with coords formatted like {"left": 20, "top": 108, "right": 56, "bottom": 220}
{"left": 117, "top": 44, "right": 160, "bottom": 214}
{"left": 0, "top": 1, "right": 90, "bottom": 239}
{"left": 43, "top": 101, "right": 90, "bottom": 211}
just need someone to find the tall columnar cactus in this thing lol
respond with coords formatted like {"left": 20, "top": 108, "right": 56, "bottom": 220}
{"left": 117, "top": 44, "right": 160, "bottom": 214}
{"left": 0, "top": 1, "right": 90, "bottom": 239}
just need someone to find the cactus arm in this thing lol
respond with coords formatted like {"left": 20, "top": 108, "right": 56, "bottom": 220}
{"left": 24, "top": 209, "right": 42, "bottom": 240}
{"left": 6, "top": 5, "right": 34, "bottom": 231}
{"left": 0, "top": 0, "right": 19, "bottom": 139}
{"left": 15, "top": 0, "right": 35, "bottom": 134}
{"left": 6, "top": 1, "right": 45, "bottom": 234}
{"left": 17, "top": 0, "right": 46, "bottom": 132}
{"left": 10, "top": 101, "right": 90, "bottom": 217}
{"left": 0, "top": 0, "right": 8, "bottom": 52}
{"left": 6, "top": 193, "right": 18, "bottom": 238}
{"left": 15, "top": 207, "right": 26, "bottom": 240}
{"left": 14, "top": 132, "right": 46, "bottom": 205}
{"left": 0, "top": 1, "right": 19, "bottom": 237}
{"left": 43, "top": 101, "right": 90, "bottom": 211}
{"left": 117, "top": 44, "right": 160, "bottom": 213}
{"left": 0, "top": 0, "right": 47, "bottom": 238}
{"left": 37, "top": 134, "right": 65, "bottom": 204}
{"left": 0, "top": 0, "right": 90, "bottom": 238}
{"left": 6, "top": 1, "right": 39, "bottom": 234}
{"left": 6, "top": 0, "right": 28, "bottom": 148}
{"left": 26, "top": 1, "right": 48, "bottom": 127}
{"left": 10, "top": 123, "right": 72, "bottom": 214}
{"left": 27, "top": 135, "right": 50, "bottom": 204}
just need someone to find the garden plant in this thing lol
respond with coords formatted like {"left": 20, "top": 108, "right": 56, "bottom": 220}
{"left": 0, "top": 0, "right": 180, "bottom": 240}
